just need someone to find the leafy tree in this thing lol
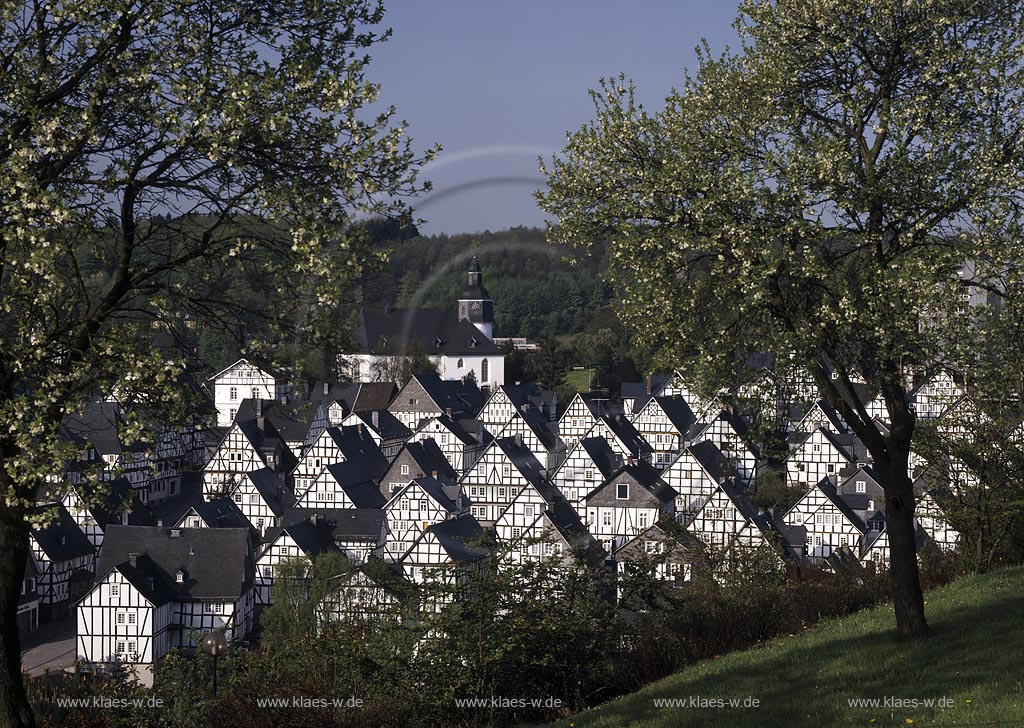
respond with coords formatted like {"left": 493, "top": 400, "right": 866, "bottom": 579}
{"left": 540, "top": 0, "right": 1024, "bottom": 638}
{"left": 0, "top": 0, "right": 431, "bottom": 723}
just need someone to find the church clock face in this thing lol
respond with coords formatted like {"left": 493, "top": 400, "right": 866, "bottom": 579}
{"left": 470, "top": 301, "right": 481, "bottom": 313}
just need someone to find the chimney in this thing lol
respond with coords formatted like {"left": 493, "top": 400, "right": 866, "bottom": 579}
{"left": 446, "top": 407, "right": 453, "bottom": 418}
{"left": 128, "top": 552, "right": 139, "bottom": 568}
{"left": 514, "top": 432, "right": 523, "bottom": 448}
{"left": 357, "top": 423, "right": 364, "bottom": 434}
{"left": 256, "top": 399, "right": 263, "bottom": 417}
{"left": 384, "top": 304, "right": 393, "bottom": 315}
{"left": 647, "top": 373, "right": 653, "bottom": 395}
{"left": 371, "top": 411, "right": 379, "bottom": 429}
{"left": 280, "top": 394, "right": 288, "bottom": 406}
{"left": 323, "top": 381, "right": 330, "bottom": 396}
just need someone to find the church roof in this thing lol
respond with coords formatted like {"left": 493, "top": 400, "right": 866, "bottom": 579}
{"left": 355, "top": 308, "right": 501, "bottom": 356}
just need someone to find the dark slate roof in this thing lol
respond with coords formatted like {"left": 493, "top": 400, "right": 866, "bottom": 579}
{"left": 323, "top": 458, "right": 378, "bottom": 490}
{"left": 402, "top": 440, "right": 458, "bottom": 484}
{"left": 199, "top": 425, "right": 230, "bottom": 450}
{"left": 579, "top": 437, "right": 624, "bottom": 479}
{"left": 715, "top": 478, "right": 761, "bottom": 522}
{"left": 268, "top": 519, "right": 341, "bottom": 558}
{"left": 621, "top": 374, "right": 672, "bottom": 401}
{"left": 97, "top": 525, "right": 254, "bottom": 601}
{"left": 31, "top": 504, "right": 94, "bottom": 561}
{"left": 494, "top": 437, "right": 548, "bottom": 489}
{"left": 190, "top": 498, "right": 253, "bottom": 530}
{"left": 604, "top": 414, "right": 652, "bottom": 458}
{"left": 459, "top": 258, "right": 491, "bottom": 299}
{"left": 422, "top": 517, "right": 491, "bottom": 563}
{"left": 408, "top": 372, "right": 488, "bottom": 415}
{"left": 60, "top": 402, "right": 125, "bottom": 455}
{"left": 235, "top": 398, "right": 309, "bottom": 445}
{"left": 420, "top": 413, "right": 480, "bottom": 447}
{"left": 356, "top": 308, "right": 501, "bottom": 356}
{"left": 351, "top": 409, "right": 412, "bottom": 440}
{"left": 333, "top": 426, "right": 390, "bottom": 479}
{"left": 306, "top": 381, "right": 397, "bottom": 413}
{"left": 73, "top": 477, "right": 156, "bottom": 530}
{"left": 283, "top": 508, "right": 386, "bottom": 540}
{"left": 590, "top": 461, "right": 677, "bottom": 505}
{"left": 820, "top": 428, "right": 871, "bottom": 463}
{"left": 246, "top": 468, "right": 294, "bottom": 516}
{"left": 686, "top": 441, "right": 740, "bottom": 484}
{"left": 652, "top": 395, "right": 698, "bottom": 432}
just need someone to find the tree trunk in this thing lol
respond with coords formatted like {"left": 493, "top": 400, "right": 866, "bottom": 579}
{"left": 0, "top": 501, "right": 35, "bottom": 728}
{"left": 881, "top": 466, "right": 931, "bottom": 639}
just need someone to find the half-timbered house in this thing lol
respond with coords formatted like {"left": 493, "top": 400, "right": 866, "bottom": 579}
{"left": 77, "top": 526, "right": 256, "bottom": 684}
{"left": 30, "top": 503, "right": 94, "bottom": 620}
{"left": 411, "top": 414, "right": 487, "bottom": 474}
{"left": 584, "top": 462, "right": 677, "bottom": 553}
{"left": 782, "top": 478, "right": 867, "bottom": 561}
{"left": 383, "top": 476, "right": 465, "bottom": 562}
{"left": 209, "top": 358, "right": 290, "bottom": 427}
{"left": 458, "top": 435, "right": 547, "bottom": 525}
{"left": 628, "top": 395, "right": 697, "bottom": 469}
{"left": 660, "top": 441, "right": 740, "bottom": 521}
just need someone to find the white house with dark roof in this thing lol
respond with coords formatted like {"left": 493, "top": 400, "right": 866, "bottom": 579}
{"left": 458, "top": 436, "right": 546, "bottom": 525}
{"left": 557, "top": 392, "right": 611, "bottom": 452}
{"left": 661, "top": 441, "right": 740, "bottom": 521}
{"left": 383, "top": 476, "right": 465, "bottom": 562}
{"left": 628, "top": 395, "right": 697, "bottom": 469}
{"left": 209, "top": 358, "right": 290, "bottom": 427}
{"left": 584, "top": 462, "right": 677, "bottom": 553}
{"left": 411, "top": 414, "right": 487, "bottom": 474}
{"left": 341, "top": 409, "right": 411, "bottom": 461}
{"left": 77, "top": 526, "right": 256, "bottom": 685}
{"left": 347, "top": 261, "right": 505, "bottom": 388}
{"left": 550, "top": 435, "right": 626, "bottom": 514}
{"left": 226, "top": 468, "right": 294, "bottom": 536}
{"left": 783, "top": 477, "right": 867, "bottom": 561}
{"left": 31, "top": 503, "right": 95, "bottom": 621}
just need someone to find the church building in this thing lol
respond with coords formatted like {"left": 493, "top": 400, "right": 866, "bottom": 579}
{"left": 347, "top": 259, "right": 505, "bottom": 389}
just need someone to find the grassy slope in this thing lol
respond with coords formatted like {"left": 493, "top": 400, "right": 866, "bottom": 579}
{"left": 555, "top": 567, "right": 1024, "bottom": 728}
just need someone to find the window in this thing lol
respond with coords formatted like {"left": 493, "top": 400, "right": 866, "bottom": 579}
{"left": 110, "top": 584, "right": 120, "bottom": 597}
{"left": 251, "top": 387, "right": 259, "bottom": 399}
{"left": 585, "top": 469, "right": 594, "bottom": 480}
{"left": 457, "top": 358, "right": 463, "bottom": 368}
{"left": 639, "top": 512, "right": 649, "bottom": 528}
{"left": 116, "top": 641, "right": 126, "bottom": 655}
{"left": 116, "top": 612, "right": 126, "bottom": 625}
{"left": 827, "top": 463, "right": 836, "bottom": 473}
{"left": 278, "top": 545, "right": 290, "bottom": 556}
{"left": 856, "top": 480, "right": 866, "bottom": 493}
{"left": 644, "top": 540, "right": 659, "bottom": 554}
{"left": 813, "top": 535, "right": 822, "bottom": 546}
{"left": 233, "top": 493, "right": 242, "bottom": 504}
{"left": 812, "top": 444, "right": 821, "bottom": 452}
{"left": 230, "top": 387, "right": 238, "bottom": 401}
{"left": 616, "top": 483, "right": 629, "bottom": 500}
{"left": 708, "top": 508, "right": 724, "bottom": 520}
{"left": 263, "top": 565, "right": 273, "bottom": 577}
{"left": 815, "top": 513, "right": 823, "bottom": 524}
{"left": 512, "top": 528, "right": 521, "bottom": 539}
{"left": 503, "top": 464, "right": 511, "bottom": 475}
{"left": 401, "top": 464, "right": 409, "bottom": 475}
{"left": 127, "top": 641, "right": 137, "bottom": 657}
{"left": 481, "top": 358, "right": 489, "bottom": 382}
{"left": 419, "top": 499, "right": 427, "bottom": 510}
{"left": 498, "top": 487, "right": 506, "bottom": 499}
{"left": 250, "top": 494, "right": 259, "bottom": 504}
{"left": 525, "top": 505, "right": 534, "bottom": 518}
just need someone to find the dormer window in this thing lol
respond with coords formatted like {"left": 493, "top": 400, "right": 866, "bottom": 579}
{"left": 616, "top": 483, "right": 630, "bottom": 500}
{"left": 469, "top": 337, "right": 478, "bottom": 348}
{"left": 434, "top": 337, "right": 443, "bottom": 348}
{"left": 175, "top": 569, "right": 185, "bottom": 584}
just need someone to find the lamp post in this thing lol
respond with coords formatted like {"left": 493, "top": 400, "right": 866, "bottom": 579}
{"left": 201, "top": 630, "right": 229, "bottom": 698}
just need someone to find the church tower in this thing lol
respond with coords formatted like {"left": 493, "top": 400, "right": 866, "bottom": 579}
{"left": 457, "top": 257, "right": 494, "bottom": 340}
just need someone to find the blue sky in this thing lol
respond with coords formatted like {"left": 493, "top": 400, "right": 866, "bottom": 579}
{"left": 367, "top": 2, "right": 741, "bottom": 234}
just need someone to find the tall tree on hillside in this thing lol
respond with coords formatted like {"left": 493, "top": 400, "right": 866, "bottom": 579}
{"left": 0, "top": 0, "right": 432, "bottom": 724}
{"left": 540, "top": 0, "right": 1024, "bottom": 638}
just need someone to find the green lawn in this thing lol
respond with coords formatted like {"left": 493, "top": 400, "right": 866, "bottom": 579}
{"left": 562, "top": 369, "right": 594, "bottom": 393}
{"left": 554, "top": 567, "right": 1024, "bottom": 728}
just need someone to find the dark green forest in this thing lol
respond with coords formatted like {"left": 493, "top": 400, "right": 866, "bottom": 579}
{"left": 359, "top": 225, "right": 611, "bottom": 341}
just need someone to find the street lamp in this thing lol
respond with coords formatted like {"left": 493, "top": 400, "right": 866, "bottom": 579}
{"left": 201, "top": 630, "right": 229, "bottom": 698}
